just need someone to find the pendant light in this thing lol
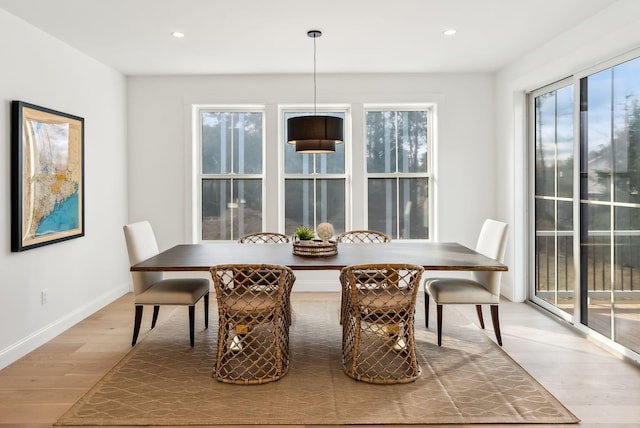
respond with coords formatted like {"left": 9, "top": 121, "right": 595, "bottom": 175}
{"left": 287, "top": 30, "right": 344, "bottom": 154}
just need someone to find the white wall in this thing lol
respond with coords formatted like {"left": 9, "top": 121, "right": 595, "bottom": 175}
{"left": 127, "top": 73, "right": 500, "bottom": 289}
{"left": 495, "top": 0, "right": 640, "bottom": 302}
{"left": 0, "top": 9, "right": 129, "bottom": 369}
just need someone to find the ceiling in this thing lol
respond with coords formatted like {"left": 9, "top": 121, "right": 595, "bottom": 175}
{"left": 0, "top": 0, "right": 619, "bottom": 76}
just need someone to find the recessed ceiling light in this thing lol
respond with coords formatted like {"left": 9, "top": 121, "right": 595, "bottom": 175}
{"left": 171, "top": 31, "right": 185, "bottom": 38}
{"left": 442, "top": 29, "right": 457, "bottom": 36}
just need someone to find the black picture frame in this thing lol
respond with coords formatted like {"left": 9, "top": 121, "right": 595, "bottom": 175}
{"left": 11, "top": 101, "right": 85, "bottom": 252}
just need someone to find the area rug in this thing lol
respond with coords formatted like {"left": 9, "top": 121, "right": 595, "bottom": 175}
{"left": 56, "top": 293, "right": 579, "bottom": 425}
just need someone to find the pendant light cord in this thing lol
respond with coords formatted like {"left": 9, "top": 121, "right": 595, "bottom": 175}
{"left": 313, "top": 33, "right": 317, "bottom": 115}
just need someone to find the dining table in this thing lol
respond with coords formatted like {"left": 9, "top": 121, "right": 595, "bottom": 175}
{"left": 130, "top": 241, "right": 507, "bottom": 272}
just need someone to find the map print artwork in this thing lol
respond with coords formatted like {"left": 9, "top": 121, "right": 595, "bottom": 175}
{"left": 12, "top": 101, "right": 84, "bottom": 251}
{"left": 24, "top": 120, "right": 79, "bottom": 238}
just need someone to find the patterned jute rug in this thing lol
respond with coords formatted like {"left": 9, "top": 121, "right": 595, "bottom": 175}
{"left": 56, "top": 293, "right": 579, "bottom": 426}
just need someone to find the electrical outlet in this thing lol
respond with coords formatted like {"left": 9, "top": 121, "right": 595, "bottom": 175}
{"left": 41, "top": 289, "right": 48, "bottom": 305}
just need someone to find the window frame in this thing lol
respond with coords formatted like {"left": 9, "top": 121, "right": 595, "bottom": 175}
{"left": 195, "top": 105, "right": 266, "bottom": 242}
{"left": 527, "top": 78, "right": 576, "bottom": 318}
{"left": 279, "top": 105, "right": 351, "bottom": 235}
{"left": 363, "top": 104, "right": 434, "bottom": 240}
{"left": 527, "top": 48, "right": 640, "bottom": 360}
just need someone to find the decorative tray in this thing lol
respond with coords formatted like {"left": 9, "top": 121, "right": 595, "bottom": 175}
{"left": 292, "top": 239, "right": 338, "bottom": 257}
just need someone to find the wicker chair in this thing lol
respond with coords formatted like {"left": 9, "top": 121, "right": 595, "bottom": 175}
{"left": 336, "top": 229, "right": 391, "bottom": 244}
{"left": 238, "top": 232, "right": 290, "bottom": 244}
{"left": 337, "top": 230, "right": 391, "bottom": 325}
{"left": 340, "top": 263, "right": 424, "bottom": 384}
{"left": 239, "top": 232, "right": 292, "bottom": 325}
{"left": 210, "top": 264, "right": 296, "bottom": 384}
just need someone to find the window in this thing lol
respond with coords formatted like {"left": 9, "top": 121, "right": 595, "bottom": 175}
{"left": 365, "top": 108, "right": 431, "bottom": 239}
{"left": 283, "top": 110, "right": 347, "bottom": 235}
{"left": 195, "top": 106, "right": 434, "bottom": 242}
{"left": 198, "top": 108, "right": 264, "bottom": 240}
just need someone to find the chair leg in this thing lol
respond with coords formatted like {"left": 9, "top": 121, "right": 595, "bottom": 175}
{"left": 151, "top": 305, "right": 160, "bottom": 328}
{"left": 203, "top": 292, "right": 209, "bottom": 328}
{"left": 490, "top": 305, "right": 503, "bottom": 346}
{"left": 424, "top": 290, "right": 430, "bottom": 328}
{"left": 475, "top": 305, "right": 485, "bottom": 329}
{"left": 436, "top": 304, "right": 443, "bottom": 346}
{"left": 132, "top": 305, "right": 143, "bottom": 346}
{"left": 189, "top": 305, "right": 195, "bottom": 347}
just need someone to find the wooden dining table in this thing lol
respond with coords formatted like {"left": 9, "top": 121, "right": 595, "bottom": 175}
{"left": 130, "top": 241, "right": 507, "bottom": 272}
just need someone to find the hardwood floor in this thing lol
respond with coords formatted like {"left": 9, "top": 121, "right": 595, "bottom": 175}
{"left": 1, "top": 292, "right": 639, "bottom": 427}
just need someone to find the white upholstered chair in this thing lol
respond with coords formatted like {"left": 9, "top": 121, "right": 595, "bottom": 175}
{"left": 123, "top": 221, "right": 210, "bottom": 347}
{"left": 424, "top": 219, "right": 508, "bottom": 346}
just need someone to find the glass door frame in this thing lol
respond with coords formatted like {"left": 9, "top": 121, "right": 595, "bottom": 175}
{"left": 527, "top": 77, "right": 579, "bottom": 325}
{"left": 527, "top": 49, "right": 640, "bottom": 363}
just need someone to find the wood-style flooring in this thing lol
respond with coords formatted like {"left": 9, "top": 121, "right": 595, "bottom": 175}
{"left": 1, "top": 292, "right": 639, "bottom": 428}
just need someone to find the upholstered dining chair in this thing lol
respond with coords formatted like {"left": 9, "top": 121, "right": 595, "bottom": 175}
{"left": 423, "top": 219, "right": 509, "bottom": 346}
{"left": 238, "top": 232, "right": 290, "bottom": 244}
{"left": 336, "top": 230, "right": 391, "bottom": 325}
{"left": 340, "top": 263, "right": 424, "bottom": 384}
{"left": 210, "top": 264, "right": 295, "bottom": 384}
{"left": 123, "top": 221, "right": 210, "bottom": 347}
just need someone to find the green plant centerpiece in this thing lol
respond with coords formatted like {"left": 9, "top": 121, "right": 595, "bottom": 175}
{"left": 294, "top": 226, "right": 315, "bottom": 241}
{"left": 292, "top": 225, "right": 338, "bottom": 257}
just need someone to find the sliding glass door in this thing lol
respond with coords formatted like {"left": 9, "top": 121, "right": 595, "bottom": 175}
{"left": 531, "top": 54, "right": 640, "bottom": 355}
{"left": 579, "top": 58, "right": 640, "bottom": 348}
{"left": 532, "top": 81, "right": 575, "bottom": 317}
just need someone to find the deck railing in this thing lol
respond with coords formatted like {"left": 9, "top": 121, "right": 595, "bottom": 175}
{"left": 535, "top": 230, "right": 640, "bottom": 293}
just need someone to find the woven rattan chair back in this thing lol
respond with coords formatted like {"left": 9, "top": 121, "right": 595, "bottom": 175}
{"left": 210, "top": 264, "right": 295, "bottom": 385}
{"left": 336, "top": 230, "right": 391, "bottom": 244}
{"left": 238, "top": 232, "right": 293, "bottom": 326}
{"left": 238, "top": 232, "right": 290, "bottom": 244}
{"left": 337, "top": 230, "right": 390, "bottom": 325}
{"left": 340, "top": 263, "right": 424, "bottom": 384}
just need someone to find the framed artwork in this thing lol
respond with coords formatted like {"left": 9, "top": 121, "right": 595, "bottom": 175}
{"left": 11, "top": 101, "right": 85, "bottom": 252}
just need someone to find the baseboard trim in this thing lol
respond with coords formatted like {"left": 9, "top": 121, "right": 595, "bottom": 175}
{"left": 0, "top": 277, "right": 338, "bottom": 369}
{"left": 0, "top": 283, "right": 130, "bottom": 370}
